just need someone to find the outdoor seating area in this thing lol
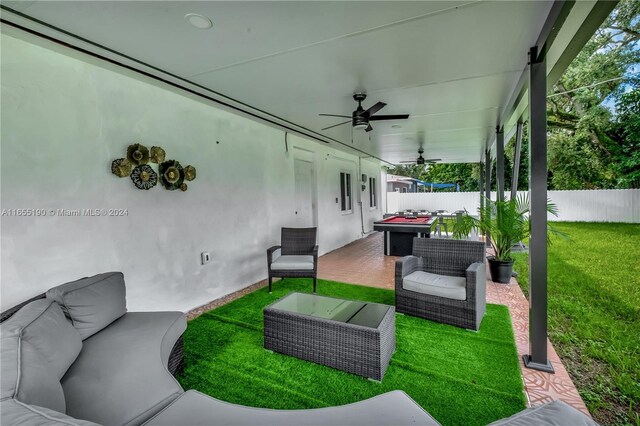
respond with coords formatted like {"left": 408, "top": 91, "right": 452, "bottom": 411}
{"left": 1, "top": 258, "right": 597, "bottom": 426}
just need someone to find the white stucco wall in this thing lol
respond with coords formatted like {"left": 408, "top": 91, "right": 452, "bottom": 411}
{"left": 0, "top": 32, "right": 383, "bottom": 312}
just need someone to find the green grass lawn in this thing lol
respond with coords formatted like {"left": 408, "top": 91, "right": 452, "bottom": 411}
{"left": 178, "top": 278, "right": 526, "bottom": 426}
{"left": 513, "top": 222, "right": 640, "bottom": 426}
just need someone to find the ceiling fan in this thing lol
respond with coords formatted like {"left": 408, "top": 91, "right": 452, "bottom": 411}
{"left": 319, "top": 93, "right": 409, "bottom": 133}
{"left": 399, "top": 147, "right": 441, "bottom": 165}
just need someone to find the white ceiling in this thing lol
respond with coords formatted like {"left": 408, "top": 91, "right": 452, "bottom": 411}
{"left": 5, "top": 1, "right": 559, "bottom": 164}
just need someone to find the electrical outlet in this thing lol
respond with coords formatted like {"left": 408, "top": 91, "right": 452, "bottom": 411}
{"left": 201, "top": 252, "right": 211, "bottom": 265}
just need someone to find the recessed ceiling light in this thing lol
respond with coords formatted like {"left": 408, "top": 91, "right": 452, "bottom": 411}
{"left": 185, "top": 13, "right": 213, "bottom": 30}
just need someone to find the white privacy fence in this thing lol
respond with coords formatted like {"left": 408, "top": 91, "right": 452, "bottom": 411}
{"left": 386, "top": 189, "right": 640, "bottom": 223}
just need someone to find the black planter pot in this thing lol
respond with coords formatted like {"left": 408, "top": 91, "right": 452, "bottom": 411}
{"left": 487, "top": 257, "right": 514, "bottom": 284}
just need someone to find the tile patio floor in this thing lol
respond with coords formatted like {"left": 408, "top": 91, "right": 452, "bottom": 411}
{"left": 318, "top": 232, "right": 590, "bottom": 416}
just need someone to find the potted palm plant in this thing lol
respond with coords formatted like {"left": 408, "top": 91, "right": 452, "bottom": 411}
{"left": 453, "top": 194, "right": 561, "bottom": 283}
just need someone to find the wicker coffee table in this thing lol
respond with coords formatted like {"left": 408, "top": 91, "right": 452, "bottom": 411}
{"left": 264, "top": 292, "right": 395, "bottom": 380}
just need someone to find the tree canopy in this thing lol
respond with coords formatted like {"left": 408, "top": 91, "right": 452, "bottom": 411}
{"left": 546, "top": 0, "right": 639, "bottom": 189}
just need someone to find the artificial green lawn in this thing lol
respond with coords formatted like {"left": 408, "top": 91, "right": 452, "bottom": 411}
{"left": 178, "top": 278, "right": 526, "bottom": 426}
{"left": 513, "top": 222, "right": 640, "bottom": 426}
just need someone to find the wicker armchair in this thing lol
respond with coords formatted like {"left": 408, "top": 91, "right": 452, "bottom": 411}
{"left": 395, "top": 238, "right": 486, "bottom": 330}
{"left": 267, "top": 227, "right": 318, "bottom": 293}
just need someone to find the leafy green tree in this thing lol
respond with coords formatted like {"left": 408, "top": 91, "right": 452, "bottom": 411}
{"left": 384, "top": 164, "right": 428, "bottom": 181}
{"left": 611, "top": 84, "right": 640, "bottom": 187}
{"left": 548, "top": 132, "right": 615, "bottom": 189}
{"left": 546, "top": 0, "right": 639, "bottom": 188}
{"left": 422, "top": 163, "right": 480, "bottom": 191}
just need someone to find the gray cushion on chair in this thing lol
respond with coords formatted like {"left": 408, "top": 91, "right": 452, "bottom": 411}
{"left": 271, "top": 255, "right": 314, "bottom": 270}
{"left": 143, "top": 389, "right": 441, "bottom": 426}
{"left": 0, "top": 300, "right": 76, "bottom": 413}
{"left": 62, "top": 311, "right": 186, "bottom": 426}
{"left": 402, "top": 271, "right": 466, "bottom": 301}
{"left": 0, "top": 399, "right": 100, "bottom": 426}
{"left": 46, "top": 272, "right": 127, "bottom": 340}
{"left": 488, "top": 400, "right": 599, "bottom": 426}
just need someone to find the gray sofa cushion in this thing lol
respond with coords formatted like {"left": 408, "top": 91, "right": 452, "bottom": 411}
{"left": 47, "top": 272, "right": 127, "bottom": 340}
{"left": 271, "top": 255, "right": 314, "bottom": 270}
{"left": 402, "top": 271, "right": 466, "bottom": 301}
{"left": 143, "top": 389, "right": 441, "bottom": 426}
{"left": 1, "top": 332, "right": 65, "bottom": 413}
{"left": 1, "top": 299, "right": 82, "bottom": 413}
{"left": 61, "top": 312, "right": 186, "bottom": 426}
{"left": 9, "top": 299, "right": 82, "bottom": 379}
{"left": 0, "top": 399, "right": 100, "bottom": 426}
{"left": 488, "top": 400, "right": 599, "bottom": 426}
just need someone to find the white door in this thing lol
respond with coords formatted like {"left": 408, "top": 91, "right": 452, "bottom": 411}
{"left": 294, "top": 159, "right": 314, "bottom": 227}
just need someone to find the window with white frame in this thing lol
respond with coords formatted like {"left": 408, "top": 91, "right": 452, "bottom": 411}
{"left": 369, "top": 177, "right": 377, "bottom": 208}
{"left": 339, "top": 172, "right": 352, "bottom": 212}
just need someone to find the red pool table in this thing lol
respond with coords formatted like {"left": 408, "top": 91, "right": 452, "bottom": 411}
{"left": 373, "top": 215, "right": 437, "bottom": 256}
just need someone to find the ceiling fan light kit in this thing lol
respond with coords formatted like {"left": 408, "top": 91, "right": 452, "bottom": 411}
{"left": 320, "top": 93, "right": 409, "bottom": 133}
{"left": 399, "top": 147, "right": 442, "bottom": 166}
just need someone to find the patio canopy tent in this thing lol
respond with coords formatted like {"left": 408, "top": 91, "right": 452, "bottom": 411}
{"left": 417, "top": 181, "right": 459, "bottom": 192}
{"left": 0, "top": 0, "right": 617, "bottom": 372}
{"left": 387, "top": 175, "right": 458, "bottom": 193}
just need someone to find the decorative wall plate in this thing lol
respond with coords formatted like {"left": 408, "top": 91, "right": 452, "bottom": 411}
{"left": 159, "top": 160, "right": 185, "bottom": 190}
{"left": 150, "top": 146, "right": 166, "bottom": 164}
{"left": 184, "top": 165, "right": 196, "bottom": 181}
{"left": 130, "top": 164, "right": 158, "bottom": 190}
{"left": 127, "top": 143, "right": 149, "bottom": 165}
{"left": 111, "top": 158, "right": 132, "bottom": 178}
{"left": 114, "top": 143, "right": 194, "bottom": 192}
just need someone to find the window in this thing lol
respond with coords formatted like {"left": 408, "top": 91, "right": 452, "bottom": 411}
{"left": 339, "top": 172, "right": 352, "bottom": 212}
{"left": 369, "top": 177, "right": 377, "bottom": 208}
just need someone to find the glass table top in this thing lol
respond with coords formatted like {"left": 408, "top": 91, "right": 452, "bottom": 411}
{"left": 268, "top": 292, "right": 390, "bottom": 328}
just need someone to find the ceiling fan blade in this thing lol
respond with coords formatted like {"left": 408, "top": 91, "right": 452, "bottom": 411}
{"left": 425, "top": 158, "right": 442, "bottom": 162}
{"left": 398, "top": 160, "right": 416, "bottom": 163}
{"left": 363, "top": 101, "right": 386, "bottom": 117}
{"left": 364, "top": 124, "right": 373, "bottom": 132}
{"left": 319, "top": 114, "right": 351, "bottom": 118}
{"left": 321, "top": 120, "right": 350, "bottom": 131}
{"left": 369, "top": 114, "right": 410, "bottom": 121}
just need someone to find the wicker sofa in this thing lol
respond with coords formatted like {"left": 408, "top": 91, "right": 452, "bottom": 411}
{"left": 395, "top": 238, "right": 486, "bottom": 330}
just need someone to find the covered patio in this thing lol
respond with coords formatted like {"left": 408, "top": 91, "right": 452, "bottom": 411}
{"left": 0, "top": 0, "right": 621, "bottom": 425}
